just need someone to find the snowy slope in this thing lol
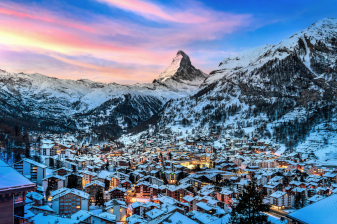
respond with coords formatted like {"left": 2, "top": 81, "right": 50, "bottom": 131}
{"left": 0, "top": 51, "right": 207, "bottom": 134}
{"left": 151, "top": 18, "right": 337, "bottom": 161}
{"left": 157, "top": 50, "right": 207, "bottom": 93}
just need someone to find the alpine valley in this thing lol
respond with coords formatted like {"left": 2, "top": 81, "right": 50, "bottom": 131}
{"left": 2, "top": 18, "right": 337, "bottom": 161}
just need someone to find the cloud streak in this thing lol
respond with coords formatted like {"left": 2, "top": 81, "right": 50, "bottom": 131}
{"left": 0, "top": 0, "right": 255, "bottom": 83}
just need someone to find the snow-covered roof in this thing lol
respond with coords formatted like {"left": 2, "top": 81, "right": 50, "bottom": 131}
{"left": 0, "top": 159, "right": 35, "bottom": 191}
{"left": 52, "top": 188, "right": 90, "bottom": 200}
{"left": 146, "top": 208, "right": 165, "bottom": 219}
{"left": 287, "top": 194, "right": 337, "bottom": 224}
{"left": 270, "top": 191, "right": 286, "bottom": 198}
{"left": 162, "top": 211, "right": 198, "bottom": 224}
{"left": 22, "top": 158, "right": 47, "bottom": 168}
{"left": 31, "top": 213, "right": 80, "bottom": 224}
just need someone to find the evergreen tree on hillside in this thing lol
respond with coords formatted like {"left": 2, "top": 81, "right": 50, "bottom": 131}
{"left": 95, "top": 189, "right": 104, "bottom": 207}
{"left": 25, "top": 146, "right": 31, "bottom": 159}
{"left": 45, "top": 187, "right": 51, "bottom": 204}
{"left": 105, "top": 160, "right": 110, "bottom": 171}
{"left": 14, "top": 125, "right": 20, "bottom": 137}
{"left": 229, "top": 177, "right": 271, "bottom": 224}
{"left": 56, "top": 160, "right": 62, "bottom": 169}
{"left": 67, "top": 174, "right": 79, "bottom": 189}
{"left": 105, "top": 179, "right": 110, "bottom": 191}
{"left": 14, "top": 152, "right": 22, "bottom": 163}
{"left": 33, "top": 155, "right": 42, "bottom": 163}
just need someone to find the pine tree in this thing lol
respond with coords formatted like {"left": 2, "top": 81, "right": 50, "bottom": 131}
{"left": 45, "top": 187, "right": 51, "bottom": 204}
{"left": 194, "top": 164, "right": 201, "bottom": 171}
{"left": 56, "top": 160, "right": 62, "bottom": 169}
{"left": 33, "top": 155, "right": 42, "bottom": 163}
{"left": 229, "top": 177, "right": 271, "bottom": 224}
{"left": 67, "top": 174, "right": 78, "bottom": 189}
{"left": 161, "top": 172, "right": 168, "bottom": 185}
{"left": 105, "top": 179, "right": 110, "bottom": 191}
{"left": 25, "top": 146, "right": 31, "bottom": 159}
{"left": 95, "top": 189, "right": 104, "bottom": 207}
{"left": 228, "top": 203, "right": 240, "bottom": 224}
{"left": 106, "top": 160, "right": 110, "bottom": 171}
{"left": 50, "top": 158, "right": 55, "bottom": 168}
{"left": 14, "top": 152, "right": 22, "bottom": 163}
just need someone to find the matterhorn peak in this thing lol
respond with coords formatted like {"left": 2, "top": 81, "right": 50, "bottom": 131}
{"left": 158, "top": 50, "right": 206, "bottom": 84}
{"left": 176, "top": 50, "right": 188, "bottom": 57}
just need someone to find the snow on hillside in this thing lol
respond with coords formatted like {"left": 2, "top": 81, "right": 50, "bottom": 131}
{"left": 159, "top": 52, "right": 184, "bottom": 82}
{"left": 208, "top": 18, "right": 337, "bottom": 83}
{"left": 0, "top": 50, "right": 207, "bottom": 134}
{"left": 149, "top": 18, "right": 337, "bottom": 162}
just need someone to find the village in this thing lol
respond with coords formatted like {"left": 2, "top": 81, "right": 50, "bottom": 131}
{"left": 1, "top": 130, "right": 337, "bottom": 224}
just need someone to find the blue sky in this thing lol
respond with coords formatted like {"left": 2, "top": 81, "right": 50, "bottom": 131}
{"left": 0, "top": 0, "right": 336, "bottom": 84}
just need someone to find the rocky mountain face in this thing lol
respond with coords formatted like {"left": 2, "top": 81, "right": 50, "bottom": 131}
{"left": 0, "top": 51, "right": 207, "bottom": 135}
{"left": 152, "top": 18, "right": 337, "bottom": 161}
{"left": 156, "top": 50, "right": 207, "bottom": 93}
{"left": 2, "top": 18, "right": 337, "bottom": 161}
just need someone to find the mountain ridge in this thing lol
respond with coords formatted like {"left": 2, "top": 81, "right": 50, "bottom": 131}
{"left": 140, "top": 18, "right": 337, "bottom": 162}
{"left": 0, "top": 50, "right": 207, "bottom": 134}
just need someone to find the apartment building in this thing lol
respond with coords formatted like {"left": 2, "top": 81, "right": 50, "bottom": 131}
{"left": 51, "top": 188, "right": 89, "bottom": 215}
{"left": 269, "top": 191, "right": 294, "bottom": 209}
{"left": 0, "top": 159, "right": 36, "bottom": 224}
{"left": 14, "top": 158, "right": 47, "bottom": 185}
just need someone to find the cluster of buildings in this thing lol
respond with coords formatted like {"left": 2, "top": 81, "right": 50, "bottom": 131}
{"left": 1, "top": 132, "right": 337, "bottom": 224}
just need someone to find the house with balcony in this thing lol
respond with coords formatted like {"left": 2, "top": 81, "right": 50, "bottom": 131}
{"left": 14, "top": 158, "right": 47, "bottom": 185}
{"left": 51, "top": 188, "right": 90, "bottom": 215}
{"left": 0, "top": 159, "right": 36, "bottom": 224}
{"left": 269, "top": 191, "right": 294, "bottom": 209}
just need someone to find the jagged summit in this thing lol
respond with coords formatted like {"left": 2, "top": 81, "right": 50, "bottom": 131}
{"left": 307, "top": 17, "right": 336, "bottom": 31}
{"left": 207, "top": 17, "right": 337, "bottom": 84}
{"left": 157, "top": 50, "right": 207, "bottom": 91}
{"left": 156, "top": 18, "right": 337, "bottom": 162}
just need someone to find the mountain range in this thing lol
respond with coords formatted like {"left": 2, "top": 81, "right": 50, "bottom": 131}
{"left": 0, "top": 50, "right": 206, "bottom": 136}
{"left": 1, "top": 18, "right": 337, "bottom": 161}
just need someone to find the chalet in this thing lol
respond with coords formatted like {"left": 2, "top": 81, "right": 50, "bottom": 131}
{"left": 14, "top": 158, "right": 47, "bottom": 185}
{"left": 286, "top": 194, "right": 337, "bottom": 224}
{"left": 131, "top": 201, "right": 158, "bottom": 217}
{"left": 108, "top": 187, "right": 127, "bottom": 201}
{"left": 106, "top": 199, "right": 127, "bottom": 222}
{"left": 0, "top": 159, "right": 36, "bottom": 224}
{"left": 269, "top": 191, "right": 294, "bottom": 209}
{"left": 135, "top": 182, "right": 158, "bottom": 198}
{"left": 84, "top": 180, "right": 105, "bottom": 203}
{"left": 51, "top": 188, "right": 90, "bottom": 215}
{"left": 71, "top": 210, "right": 116, "bottom": 224}
{"left": 160, "top": 184, "right": 193, "bottom": 202}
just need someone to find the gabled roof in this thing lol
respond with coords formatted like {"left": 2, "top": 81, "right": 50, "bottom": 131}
{"left": 146, "top": 208, "right": 165, "bottom": 219}
{"left": 22, "top": 158, "right": 47, "bottom": 168}
{"left": 287, "top": 194, "right": 337, "bottom": 224}
{"left": 162, "top": 211, "right": 198, "bottom": 224}
{"left": 0, "top": 159, "right": 36, "bottom": 192}
{"left": 270, "top": 191, "right": 286, "bottom": 198}
{"left": 84, "top": 180, "right": 105, "bottom": 188}
{"left": 52, "top": 188, "right": 90, "bottom": 200}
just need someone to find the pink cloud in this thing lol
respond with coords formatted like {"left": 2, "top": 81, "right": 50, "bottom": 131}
{"left": 0, "top": 0, "right": 256, "bottom": 83}
{"left": 96, "top": 0, "right": 248, "bottom": 25}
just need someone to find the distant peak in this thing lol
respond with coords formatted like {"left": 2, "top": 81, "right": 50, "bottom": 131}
{"left": 177, "top": 50, "right": 187, "bottom": 57}
{"left": 307, "top": 18, "right": 337, "bottom": 30}
{"left": 157, "top": 50, "right": 206, "bottom": 84}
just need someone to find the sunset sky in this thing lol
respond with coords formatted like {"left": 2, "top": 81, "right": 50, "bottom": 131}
{"left": 0, "top": 0, "right": 336, "bottom": 84}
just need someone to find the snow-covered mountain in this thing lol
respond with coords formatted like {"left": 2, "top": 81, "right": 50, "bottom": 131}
{"left": 0, "top": 51, "right": 207, "bottom": 134}
{"left": 156, "top": 50, "right": 207, "bottom": 93}
{"left": 2, "top": 18, "right": 337, "bottom": 161}
{"left": 152, "top": 18, "right": 337, "bottom": 161}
